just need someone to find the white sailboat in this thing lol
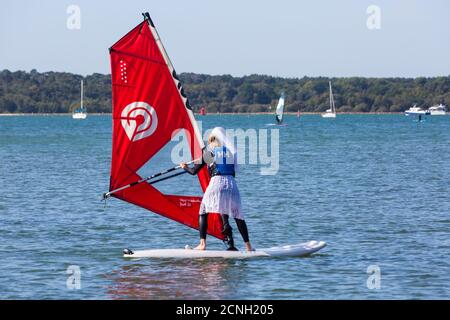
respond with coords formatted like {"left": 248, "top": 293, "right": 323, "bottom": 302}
{"left": 72, "top": 80, "right": 87, "bottom": 119}
{"left": 321, "top": 81, "right": 336, "bottom": 118}
{"left": 275, "top": 91, "right": 285, "bottom": 124}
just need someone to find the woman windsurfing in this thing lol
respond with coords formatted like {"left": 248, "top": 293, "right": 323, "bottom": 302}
{"left": 180, "top": 127, "right": 253, "bottom": 252}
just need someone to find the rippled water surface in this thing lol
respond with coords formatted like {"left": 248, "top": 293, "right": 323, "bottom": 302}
{"left": 0, "top": 114, "right": 449, "bottom": 299}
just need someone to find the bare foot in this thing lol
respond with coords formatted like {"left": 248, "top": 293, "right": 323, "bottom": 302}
{"left": 245, "top": 242, "right": 254, "bottom": 252}
{"left": 194, "top": 240, "right": 206, "bottom": 250}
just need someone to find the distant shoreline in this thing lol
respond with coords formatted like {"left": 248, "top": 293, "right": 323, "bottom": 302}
{"left": 2, "top": 69, "right": 448, "bottom": 114}
{"left": 0, "top": 112, "right": 405, "bottom": 116}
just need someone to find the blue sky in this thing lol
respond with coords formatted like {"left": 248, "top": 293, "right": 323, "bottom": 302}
{"left": 1, "top": 0, "right": 449, "bottom": 77}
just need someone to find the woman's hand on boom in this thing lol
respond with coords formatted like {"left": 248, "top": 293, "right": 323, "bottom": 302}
{"left": 180, "top": 162, "right": 187, "bottom": 169}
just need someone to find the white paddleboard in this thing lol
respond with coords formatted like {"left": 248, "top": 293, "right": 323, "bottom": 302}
{"left": 123, "top": 240, "right": 326, "bottom": 259}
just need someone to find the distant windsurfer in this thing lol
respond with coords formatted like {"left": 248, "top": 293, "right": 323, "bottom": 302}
{"left": 181, "top": 127, "right": 253, "bottom": 252}
{"left": 275, "top": 114, "right": 282, "bottom": 124}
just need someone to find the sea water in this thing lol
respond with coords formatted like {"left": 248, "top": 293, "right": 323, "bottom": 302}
{"left": 0, "top": 114, "right": 449, "bottom": 299}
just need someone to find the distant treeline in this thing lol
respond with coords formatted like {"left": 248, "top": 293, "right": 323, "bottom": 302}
{"left": 0, "top": 69, "right": 449, "bottom": 113}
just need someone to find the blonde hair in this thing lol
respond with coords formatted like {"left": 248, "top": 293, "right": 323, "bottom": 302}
{"left": 208, "top": 134, "right": 222, "bottom": 148}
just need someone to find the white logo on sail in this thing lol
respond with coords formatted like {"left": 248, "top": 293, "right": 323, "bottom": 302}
{"left": 121, "top": 102, "right": 158, "bottom": 142}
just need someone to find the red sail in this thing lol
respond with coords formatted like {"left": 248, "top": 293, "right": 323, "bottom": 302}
{"left": 108, "top": 15, "right": 224, "bottom": 240}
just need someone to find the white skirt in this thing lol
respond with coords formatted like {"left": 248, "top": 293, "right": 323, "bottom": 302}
{"left": 199, "top": 175, "right": 244, "bottom": 219}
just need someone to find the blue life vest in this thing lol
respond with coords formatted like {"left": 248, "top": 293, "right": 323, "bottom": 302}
{"left": 213, "top": 146, "right": 235, "bottom": 176}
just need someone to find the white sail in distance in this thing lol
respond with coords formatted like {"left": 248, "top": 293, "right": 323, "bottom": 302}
{"left": 275, "top": 91, "right": 285, "bottom": 124}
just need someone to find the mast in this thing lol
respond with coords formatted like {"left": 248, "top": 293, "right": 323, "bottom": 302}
{"left": 143, "top": 13, "right": 204, "bottom": 151}
{"left": 329, "top": 81, "right": 335, "bottom": 113}
{"left": 80, "top": 80, "right": 84, "bottom": 110}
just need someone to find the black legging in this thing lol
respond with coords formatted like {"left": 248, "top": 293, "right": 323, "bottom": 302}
{"left": 199, "top": 213, "right": 249, "bottom": 243}
{"left": 235, "top": 218, "right": 250, "bottom": 243}
{"left": 199, "top": 213, "right": 208, "bottom": 240}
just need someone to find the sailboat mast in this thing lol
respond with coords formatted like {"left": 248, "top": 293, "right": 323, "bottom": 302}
{"left": 80, "top": 80, "right": 84, "bottom": 110}
{"left": 329, "top": 81, "right": 335, "bottom": 113}
{"left": 329, "top": 81, "right": 332, "bottom": 112}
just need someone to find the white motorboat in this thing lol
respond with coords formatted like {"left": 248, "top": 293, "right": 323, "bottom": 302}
{"left": 427, "top": 104, "right": 446, "bottom": 115}
{"left": 404, "top": 105, "right": 430, "bottom": 116}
